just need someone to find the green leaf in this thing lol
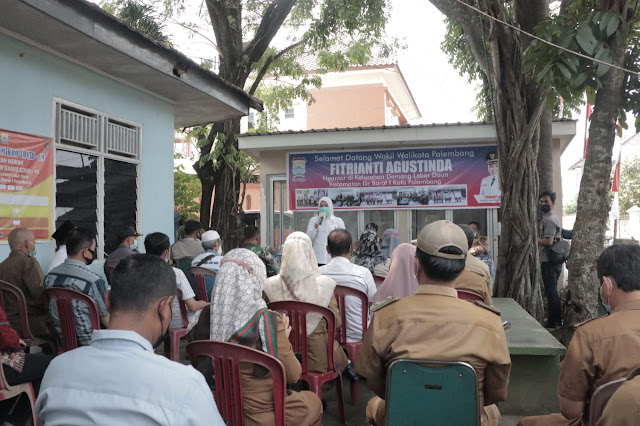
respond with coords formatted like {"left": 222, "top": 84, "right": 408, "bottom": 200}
{"left": 599, "top": 11, "right": 612, "bottom": 32}
{"left": 576, "top": 24, "right": 597, "bottom": 55}
{"left": 537, "top": 63, "right": 555, "bottom": 82}
{"left": 596, "top": 62, "right": 610, "bottom": 77}
{"left": 572, "top": 72, "right": 588, "bottom": 88}
{"left": 606, "top": 14, "right": 620, "bottom": 37}
{"left": 587, "top": 90, "right": 597, "bottom": 105}
{"left": 559, "top": 32, "right": 574, "bottom": 48}
{"left": 557, "top": 63, "right": 573, "bottom": 80}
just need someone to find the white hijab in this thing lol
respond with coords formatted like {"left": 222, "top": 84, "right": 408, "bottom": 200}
{"left": 264, "top": 232, "right": 336, "bottom": 334}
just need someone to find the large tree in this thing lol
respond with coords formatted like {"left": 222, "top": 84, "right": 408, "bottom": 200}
{"left": 158, "top": 0, "right": 395, "bottom": 249}
{"left": 525, "top": 1, "right": 640, "bottom": 341}
{"left": 431, "top": 0, "right": 550, "bottom": 319}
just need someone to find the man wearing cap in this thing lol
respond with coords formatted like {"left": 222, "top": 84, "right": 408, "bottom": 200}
{"left": 356, "top": 220, "right": 511, "bottom": 426}
{"left": 191, "top": 230, "right": 223, "bottom": 298}
{"left": 107, "top": 226, "right": 142, "bottom": 263}
{"left": 478, "top": 151, "right": 501, "bottom": 201}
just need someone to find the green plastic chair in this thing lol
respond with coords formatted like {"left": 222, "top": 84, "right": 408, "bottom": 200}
{"left": 385, "top": 360, "right": 480, "bottom": 426}
{"left": 174, "top": 258, "right": 194, "bottom": 276}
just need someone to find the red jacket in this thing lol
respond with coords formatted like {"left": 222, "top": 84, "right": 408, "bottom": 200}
{"left": 0, "top": 305, "right": 20, "bottom": 351}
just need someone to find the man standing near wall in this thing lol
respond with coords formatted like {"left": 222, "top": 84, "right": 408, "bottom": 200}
{"left": 538, "top": 191, "right": 563, "bottom": 328}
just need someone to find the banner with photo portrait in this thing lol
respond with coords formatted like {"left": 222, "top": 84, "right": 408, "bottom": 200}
{"left": 288, "top": 145, "right": 501, "bottom": 211}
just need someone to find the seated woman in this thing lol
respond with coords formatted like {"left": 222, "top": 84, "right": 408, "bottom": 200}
{"left": 352, "top": 229, "right": 388, "bottom": 275}
{"left": 372, "top": 244, "right": 419, "bottom": 304}
{"left": 264, "top": 232, "right": 349, "bottom": 374}
{"left": 0, "top": 305, "right": 52, "bottom": 425}
{"left": 374, "top": 229, "right": 403, "bottom": 278}
{"left": 208, "top": 248, "right": 322, "bottom": 426}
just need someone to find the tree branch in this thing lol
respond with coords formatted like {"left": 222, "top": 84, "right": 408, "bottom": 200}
{"left": 248, "top": 40, "right": 304, "bottom": 96}
{"left": 242, "top": 0, "right": 297, "bottom": 65}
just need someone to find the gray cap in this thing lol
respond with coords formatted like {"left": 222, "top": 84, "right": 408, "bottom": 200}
{"left": 416, "top": 220, "right": 468, "bottom": 260}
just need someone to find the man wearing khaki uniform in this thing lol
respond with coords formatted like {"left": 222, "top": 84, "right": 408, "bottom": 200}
{"left": 356, "top": 220, "right": 511, "bottom": 426}
{"left": 455, "top": 224, "right": 493, "bottom": 305}
{"left": 519, "top": 244, "right": 640, "bottom": 426}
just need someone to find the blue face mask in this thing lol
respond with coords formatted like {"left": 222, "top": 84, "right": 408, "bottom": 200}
{"left": 319, "top": 206, "right": 330, "bottom": 216}
{"left": 30, "top": 249, "right": 37, "bottom": 257}
{"left": 131, "top": 239, "right": 138, "bottom": 251}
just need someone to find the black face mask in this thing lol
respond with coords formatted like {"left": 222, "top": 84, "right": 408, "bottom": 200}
{"left": 539, "top": 205, "right": 551, "bottom": 214}
{"left": 84, "top": 249, "right": 97, "bottom": 265}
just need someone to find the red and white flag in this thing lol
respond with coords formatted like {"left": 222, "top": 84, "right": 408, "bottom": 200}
{"left": 583, "top": 102, "right": 592, "bottom": 159}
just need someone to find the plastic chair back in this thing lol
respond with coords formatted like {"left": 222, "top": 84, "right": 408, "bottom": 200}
{"left": 373, "top": 275, "right": 385, "bottom": 285}
{"left": 588, "top": 378, "right": 626, "bottom": 426}
{"left": 0, "top": 280, "right": 34, "bottom": 339}
{"left": 333, "top": 285, "right": 369, "bottom": 345}
{"left": 187, "top": 266, "right": 215, "bottom": 302}
{"left": 186, "top": 340, "right": 287, "bottom": 426}
{"left": 457, "top": 290, "right": 484, "bottom": 303}
{"left": 176, "top": 288, "right": 189, "bottom": 328}
{"left": 174, "top": 258, "right": 194, "bottom": 277}
{"left": 385, "top": 360, "right": 480, "bottom": 426}
{"left": 267, "top": 301, "right": 336, "bottom": 373}
{"left": 44, "top": 287, "right": 100, "bottom": 353}
{"left": 0, "top": 362, "right": 38, "bottom": 425}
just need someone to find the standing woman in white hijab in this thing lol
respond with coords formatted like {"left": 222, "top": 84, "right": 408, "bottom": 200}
{"left": 306, "top": 197, "right": 344, "bottom": 266}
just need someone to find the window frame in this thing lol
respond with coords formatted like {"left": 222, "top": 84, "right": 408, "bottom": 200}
{"left": 52, "top": 98, "right": 142, "bottom": 259}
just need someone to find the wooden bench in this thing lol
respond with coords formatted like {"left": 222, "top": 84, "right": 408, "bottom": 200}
{"left": 493, "top": 298, "right": 566, "bottom": 416}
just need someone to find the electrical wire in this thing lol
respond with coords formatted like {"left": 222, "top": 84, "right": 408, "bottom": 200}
{"left": 449, "top": 0, "right": 640, "bottom": 76}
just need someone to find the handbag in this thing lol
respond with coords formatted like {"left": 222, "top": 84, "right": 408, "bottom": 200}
{"left": 549, "top": 239, "right": 571, "bottom": 265}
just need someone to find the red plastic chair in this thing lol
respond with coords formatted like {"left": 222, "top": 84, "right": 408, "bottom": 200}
{"left": 457, "top": 290, "right": 485, "bottom": 303}
{"left": 588, "top": 378, "right": 626, "bottom": 426}
{"left": 373, "top": 275, "right": 385, "bottom": 285}
{"left": 44, "top": 287, "right": 100, "bottom": 353}
{"left": 267, "top": 300, "right": 345, "bottom": 424}
{"left": 187, "top": 266, "right": 216, "bottom": 302}
{"left": 333, "top": 285, "right": 370, "bottom": 405}
{"left": 164, "top": 289, "right": 188, "bottom": 362}
{"left": 0, "top": 280, "right": 56, "bottom": 353}
{"left": 186, "top": 340, "right": 287, "bottom": 426}
{"left": 0, "top": 361, "right": 38, "bottom": 425}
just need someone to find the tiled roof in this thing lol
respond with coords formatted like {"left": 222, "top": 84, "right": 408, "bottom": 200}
{"left": 296, "top": 54, "right": 397, "bottom": 72}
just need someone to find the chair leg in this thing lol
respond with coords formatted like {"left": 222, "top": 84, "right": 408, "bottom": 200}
{"left": 335, "top": 374, "right": 346, "bottom": 424}
{"left": 171, "top": 335, "right": 180, "bottom": 362}
{"left": 27, "top": 383, "right": 38, "bottom": 426}
{"left": 350, "top": 379, "right": 359, "bottom": 406}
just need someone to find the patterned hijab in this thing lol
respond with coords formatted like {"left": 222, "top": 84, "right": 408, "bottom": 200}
{"left": 264, "top": 232, "right": 336, "bottom": 335}
{"left": 353, "top": 229, "right": 388, "bottom": 274}
{"left": 380, "top": 228, "right": 402, "bottom": 258}
{"left": 372, "top": 244, "right": 419, "bottom": 304}
{"left": 209, "top": 248, "right": 277, "bottom": 355}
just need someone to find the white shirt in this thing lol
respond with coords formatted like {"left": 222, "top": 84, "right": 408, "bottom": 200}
{"left": 307, "top": 215, "right": 345, "bottom": 264}
{"left": 319, "top": 256, "right": 377, "bottom": 342}
{"left": 191, "top": 251, "right": 222, "bottom": 272}
{"left": 171, "top": 268, "right": 196, "bottom": 329}
{"left": 36, "top": 329, "right": 224, "bottom": 425}
{"left": 479, "top": 175, "right": 501, "bottom": 198}
{"left": 48, "top": 245, "right": 67, "bottom": 273}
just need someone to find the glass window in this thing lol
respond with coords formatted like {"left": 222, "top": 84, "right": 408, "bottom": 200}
{"left": 363, "top": 210, "right": 395, "bottom": 238}
{"left": 452, "top": 209, "right": 488, "bottom": 236}
{"left": 285, "top": 108, "right": 295, "bottom": 119}
{"left": 104, "top": 159, "right": 138, "bottom": 255}
{"left": 55, "top": 150, "right": 98, "bottom": 239}
{"left": 411, "top": 210, "right": 446, "bottom": 239}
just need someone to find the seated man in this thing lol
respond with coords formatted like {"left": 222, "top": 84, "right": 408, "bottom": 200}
{"left": 44, "top": 228, "right": 109, "bottom": 347}
{"left": 36, "top": 254, "right": 224, "bottom": 425}
{"left": 519, "top": 243, "right": 640, "bottom": 426}
{"left": 243, "top": 225, "right": 279, "bottom": 277}
{"left": 145, "top": 233, "right": 207, "bottom": 330}
{"left": 319, "top": 229, "right": 376, "bottom": 342}
{"left": 356, "top": 220, "right": 511, "bottom": 426}
{"left": 454, "top": 224, "right": 493, "bottom": 305}
{"left": 0, "top": 227, "right": 50, "bottom": 339}
{"left": 106, "top": 226, "right": 142, "bottom": 263}
{"left": 192, "top": 230, "right": 223, "bottom": 297}
{"left": 171, "top": 220, "right": 205, "bottom": 260}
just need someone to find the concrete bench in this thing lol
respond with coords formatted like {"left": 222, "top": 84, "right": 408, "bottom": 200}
{"left": 493, "top": 298, "right": 566, "bottom": 416}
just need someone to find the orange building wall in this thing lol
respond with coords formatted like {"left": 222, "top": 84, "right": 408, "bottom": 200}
{"left": 307, "top": 84, "right": 386, "bottom": 129}
{"left": 210, "top": 182, "right": 261, "bottom": 213}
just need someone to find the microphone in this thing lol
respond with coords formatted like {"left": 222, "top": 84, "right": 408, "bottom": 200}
{"left": 318, "top": 212, "right": 326, "bottom": 225}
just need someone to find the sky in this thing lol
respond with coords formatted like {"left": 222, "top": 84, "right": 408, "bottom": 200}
{"left": 91, "top": 0, "right": 637, "bottom": 203}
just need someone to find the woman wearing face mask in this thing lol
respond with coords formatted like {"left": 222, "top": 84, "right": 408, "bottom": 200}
{"left": 306, "top": 197, "right": 345, "bottom": 266}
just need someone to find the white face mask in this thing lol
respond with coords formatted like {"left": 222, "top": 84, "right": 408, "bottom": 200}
{"left": 216, "top": 245, "right": 223, "bottom": 256}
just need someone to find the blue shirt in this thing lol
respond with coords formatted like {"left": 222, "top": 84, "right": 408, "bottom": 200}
{"left": 36, "top": 329, "right": 224, "bottom": 425}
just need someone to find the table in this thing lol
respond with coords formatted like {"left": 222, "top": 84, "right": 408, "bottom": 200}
{"left": 493, "top": 298, "right": 566, "bottom": 416}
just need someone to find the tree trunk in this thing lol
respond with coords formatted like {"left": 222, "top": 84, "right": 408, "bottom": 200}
{"left": 537, "top": 111, "right": 554, "bottom": 193}
{"left": 561, "top": 17, "right": 627, "bottom": 343}
{"left": 194, "top": 121, "right": 224, "bottom": 230}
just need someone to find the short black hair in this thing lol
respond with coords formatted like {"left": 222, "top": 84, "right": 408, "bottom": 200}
{"left": 144, "top": 232, "right": 170, "bottom": 257}
{"left": 469, "top": 221, "right": 481, "bottom": 230}
{"left": 416, "top": 247, "right": 466, "bottom": 282}
{"left": 66, "top": 228, "right": 95, "bottom": 257}
{"left": 244, "top": 225, "right": 260, "bottom": 241}
{"left": 539, "top": 191, "right": 557, "bottom": 203}
{"left": 597, "top": 244, "right": 640, "bottom": 292}
{"left": 184, "top": 220, "right": 202, "bottom": 236}
{"left": 458, "top": 225, "right": 475, "bottom": 250}
{"left": 109, "top": 254, "right": 176, "bottom": 313}
{"left": 328, "top": 229, "right": 352, "bottom": 256}
{"left": 365, "top": 222, "right": 378, "bottom": 232}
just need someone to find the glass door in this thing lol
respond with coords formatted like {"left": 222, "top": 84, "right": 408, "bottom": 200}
{"left": 268, "top": 175, "right": 289, "bottom": 248}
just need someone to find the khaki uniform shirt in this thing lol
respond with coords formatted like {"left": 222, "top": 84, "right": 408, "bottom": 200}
{"left": 455, "top": 254, "right": 493, "bottom": 305}
{"left": 0, "top": 251, "right": 48, "bottom": 337}
{"left": 596, "top": 367, "right": 640, "bottom": 426}
{"left": 170, "top": 238, "right": 205, "bottom": 260}
{"left": 558, "top": 300, "right": 640, "bottom": 424}
{"left": 356, "top": 285, "right": 511, "bottom": 409}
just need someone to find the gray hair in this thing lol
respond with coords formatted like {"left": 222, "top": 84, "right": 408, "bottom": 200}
{"left": 202, "top": 238, "right": 220, "bottom": 250}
